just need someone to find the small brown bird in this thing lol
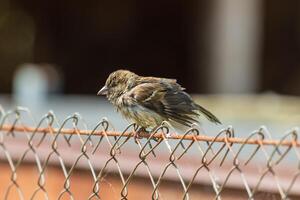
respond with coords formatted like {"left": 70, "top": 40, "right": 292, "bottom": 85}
{"left": 98, "top": 70, "right": 221, "bottom": 131}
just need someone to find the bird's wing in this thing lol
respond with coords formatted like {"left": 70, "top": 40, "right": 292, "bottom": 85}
{"left": 125, "top": 80, "right": 202, "bottom": 127}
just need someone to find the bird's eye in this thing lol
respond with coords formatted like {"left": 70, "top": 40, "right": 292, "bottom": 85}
{"left": 108, "top": 81, "right": 118, "bottom": 88}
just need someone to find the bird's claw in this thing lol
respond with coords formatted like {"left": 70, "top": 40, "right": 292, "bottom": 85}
{"left": 133, "top": 127, "right": 147, "bottom": 143}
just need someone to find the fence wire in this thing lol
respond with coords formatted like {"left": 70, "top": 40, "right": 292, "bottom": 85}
{"left": 0, "top": 106, "right": 299, "bottom": 200}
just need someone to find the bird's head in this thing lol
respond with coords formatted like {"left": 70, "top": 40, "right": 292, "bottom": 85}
{"left": 97, "top": 70, "right": 138, "bottom": 101}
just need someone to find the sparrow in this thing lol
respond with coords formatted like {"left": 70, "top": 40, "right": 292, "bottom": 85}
{"left": 97, "top": 70, "right": 221, "bottom": 131}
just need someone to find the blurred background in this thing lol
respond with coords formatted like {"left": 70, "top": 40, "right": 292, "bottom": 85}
{"left": 1, "top": 0, "right": 300, "bottom": 199}
{"left": 1, "top": 0, "right": 300, "bottom": 95}
{"left": 1, "top": 0, "right": 300, "bottom": 133}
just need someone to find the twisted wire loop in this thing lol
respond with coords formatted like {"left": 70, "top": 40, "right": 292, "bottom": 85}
{"left": 0, "top": 106, "right": 300, "bottom": 199}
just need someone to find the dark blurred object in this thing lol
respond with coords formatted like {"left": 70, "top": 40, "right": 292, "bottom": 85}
{"left": 262, "top": 0, "right": 300, "bottom": 95}
{"left": 0, "top": 0, "right": 35, "bottom": 93}
{"left": 2, "top": 0, "right": 300, "bottom": 95}
{"left": 5, "top": 0, "right": 209, "bottom": 94}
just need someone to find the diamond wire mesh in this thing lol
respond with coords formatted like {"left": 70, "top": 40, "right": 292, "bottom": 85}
{"left": 0, "top": 106, "right": 299, "bottom": 200}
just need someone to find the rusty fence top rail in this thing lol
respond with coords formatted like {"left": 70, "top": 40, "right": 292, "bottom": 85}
{"left": 1, "top": 124, "right": 300, "bottom": 147}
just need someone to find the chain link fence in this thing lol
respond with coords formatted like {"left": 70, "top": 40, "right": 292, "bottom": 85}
{"left": 0, "top": 105, "right": 299, "bottom": 199}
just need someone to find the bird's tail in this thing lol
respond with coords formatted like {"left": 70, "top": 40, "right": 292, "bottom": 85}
{"left": 196, "top": 104, "right": 221, "bottom": 124}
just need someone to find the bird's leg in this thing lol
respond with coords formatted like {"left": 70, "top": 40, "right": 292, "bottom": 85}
{"left": 137, "top": 126, "right": 148, "bottom": 135}
{"left": 133, "top": 126, "right": 147, "bottom": 143}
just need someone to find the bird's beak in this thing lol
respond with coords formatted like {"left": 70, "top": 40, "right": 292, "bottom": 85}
{"left": 97, "top": 86, "right": 108, "bottom": 95}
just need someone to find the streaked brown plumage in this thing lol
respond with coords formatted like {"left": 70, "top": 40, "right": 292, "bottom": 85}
{"left": 98, "top": 70, "right": 221, "bottom": 130}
